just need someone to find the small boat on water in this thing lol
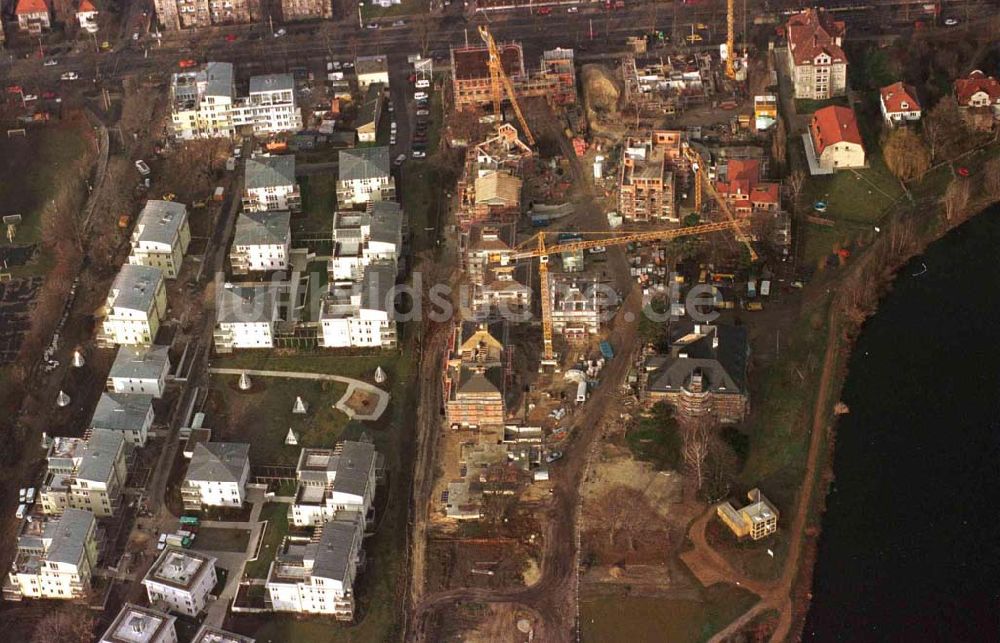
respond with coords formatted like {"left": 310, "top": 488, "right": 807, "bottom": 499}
{"left": 912, "top": 263, "right": 928, "bottom": 277}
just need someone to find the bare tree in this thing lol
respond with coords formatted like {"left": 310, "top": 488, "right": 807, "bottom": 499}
{"left": 923, "top": 96, "right": 966, "bottom": 162}
{"left": 32, "top": 606, "right": 95, "bottom": 643}
{"left": 590, "top": 486, "right": 649, "bottom": 550}
{"left": 770, "top": 117, "right": 787, "bottom": 176}
{"left": 943, "top": 176, "right": 971, "bottom": 220}
{"left": 882, "top": 127, "right": 931, "bottom": 182}
{"left": 984, "top": 157, "right": 1000, "bottom": 200}
{"left": 682, "top": 420, "right": 712, "bottom": 492}
{"left": 786, "top": 169, "right": 806, "bottom": 215}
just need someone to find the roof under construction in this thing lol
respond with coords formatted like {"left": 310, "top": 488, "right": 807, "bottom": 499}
{"left": 451, "top": 43, "right": 523, "bottom": 80}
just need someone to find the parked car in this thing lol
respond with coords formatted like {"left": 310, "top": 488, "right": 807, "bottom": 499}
{"left": 25, "top": 488, "right": 35, "bottom": 504}
{"left": 366, "top": 22, "right": 379, "bottom": 29}
{"left": 415, "top": 79, "right": 430, "bottom": 89}
{"left": 395, "top": 153, "right": 407, "bottom": 165}
{"left": 567, "top": 5, "right": 578, "bottom": 11}
{"left": 388, "top": 102, "right": 394, "bottom": 112}
{"left": 390, "top": 135, "right": 397, "bottom": 145}
{"left": 342, "top": 61, "right": 354, "bottom": 69}
{"left": 18, "top": 488, "right": 26, "bottom": 503}
{"left": 392, "top": 19, "right": 406, "bottom": 26}
{"left": 391, "top": 121, "right": 397, "bottom": 130}
{"left": 273, "top": 27, "right": 287, "bottom": 37}
{"left": 537, "top": 6, "right": 551, "bottom": 14}
{"left": 60, "top": 72, "right": 79, "bottom": 81}
{"left": 135, "top": 160, "right": 151, "bottom": 175}
{"left": 22, "top": 94, "right": 38, "bottom": 102}
{"left": 157, "top": 533, "right": 167, "bottom": 551}
{"left": 42, "top": 91, "right": 58, "bottom": 99}
{"left": 416, "top": 109, "right": 429, "bottom": 117}
{"left": 43, "top": 58, "right": 58, "bottom": 66}
{"left": 225, "top": 34, "right": 238, "bottom": 42}
{"left": 943, "top": 17, "right": 959, "bottom": 26}
{"left": 15, "top": 504, "right": 26, "bottom": 520}
{"left": 178, "top": 59, "right": 197, "bottom": 68}
{"left": 414, "top": 91, "right": 428, "bottom": 101}
{"left": 545, "top": 450, "right": 563, "bottom": 463}
{"left": 412, "top": 150, "right": 426, "bottom": 159}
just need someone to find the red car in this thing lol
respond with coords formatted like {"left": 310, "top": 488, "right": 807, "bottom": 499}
{"left": 537, "top": 6, "right": 551, "bottom": 14}
{"left": 178, "top": 59, "right": 198, "bottom": 69}
{"left": 957, "top": 166, "right": 970, "bottom": 177}
{"left": 225, "top": 34, "right": 237, "bottom": 42}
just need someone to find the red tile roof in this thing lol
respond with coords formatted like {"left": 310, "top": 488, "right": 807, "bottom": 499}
{"left": 750, "top": 183, "right": 780, "bottom": 206}
{"left": 715, "top": 159, "right": 761, "bottom": 197}
{"left": 810, "top": 105, "right": 863, "bottom": 156}
{"left": 78, "top": 0, "right": 97, "bottom": 11}
{"left": 16, "top": 0, "right": 48, "bottom": 14}
{"left": 879, "top": 82, "right": 920, "bottom": 114}
{"left": 786, "top": 8, "right": 846, "bottom": 66}
{"left": 954, "top": 70, "right": 1000, "bottom": 106}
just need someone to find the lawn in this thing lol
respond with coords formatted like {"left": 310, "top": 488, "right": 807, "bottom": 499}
{"left": 194, "top": 527, "right": 252, "bottom": 553}
{"left": 580, "top": 583, "right": 758, "bottom": 642}
{"left": 206, "top": 376, "right": 350, "bottom": 466}
{"left": 401, "top": 90, "right": 446, "bottom": 252}
{"left": 295, "top": 174, "right": 337, "bottom": 238}
{"left": 794, "top": 95, "right": 849, "bottom": 114}
{"left": 245, "top": 502, "right": 290, "bottom": 579}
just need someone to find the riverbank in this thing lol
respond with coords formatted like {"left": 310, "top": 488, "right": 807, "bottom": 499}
{"left": 784, "top": 188, "right": 1000, "bottom": 640}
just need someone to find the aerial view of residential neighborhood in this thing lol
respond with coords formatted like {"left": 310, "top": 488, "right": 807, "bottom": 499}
{"left": 0, "top": 0, "right": 998, "bottom": 640}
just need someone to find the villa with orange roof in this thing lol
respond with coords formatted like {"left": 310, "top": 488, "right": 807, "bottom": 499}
{"left": 879, "top": 82, "right": 921, "bottom": 127}
{"left": 714, "top": 159, "right": 780, "bottom": 217}
{"left": 16, "top": 0, "right": 51, "bottom": 33}
{"left": 806, "top": 105, "right": 865, "bottom": 173}
{"left": 785, "top": 8, "right": 848, "bottom": 100}
{"left": 954, "top": 70, "right": 1000, "bottom": 126}
{"left": 76, "top": 0, "right": 99, "bottom": 33}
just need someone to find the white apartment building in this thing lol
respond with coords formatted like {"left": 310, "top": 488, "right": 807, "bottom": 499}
{"left": 100, "top": 604, "right": 178, "bottom": 643}
{"left": 171, "top": 64, "right": 301, "bottom": 140}
{"left": 319, "top": 262, "right": 397, "bottom": 349}
{"left": 91, "top": 392, "right": 155, "bottom": 447}
{"left": 191, "top": 625, "right": 255, "bottom": 643}
{"left": 242, "top": 156, "right": 300, "bottom": 213}
{"left": 143, "top": 547, "right": 218, "bottom": 617}
{"left": 234, "top": 74, "right": 303, "bottom": 136}
{"left": 40, "top": 429, "right": 127, "bottom": 518}
{"left": 230, "top": 211, "right": 291, "bottom": 274}
{"left": 550, "top": 278, "right": 617, "bottom": 341}
{"left": 336, "top": 147, "right": 396, "bottom": 208}
{"left": 171, "top": 62, "right": 236, "bottom": 140}
{"left": 102, "top": 264, "right": 167, "bottom": 346}
{"left": 265, "top": 517, "right": 363, "bottom": 620}
{"left": 5, "top": 509, "right": 98, "bottom": 600}
{"left": 128, "top": 200, "right": 192, "bottom": 279}
{"left": 182, "top": 442, "right": 250, "bottom": 511}
{"left": 107, "top": 344, "right": 171, "bottom": 398}
{"left": 291, "top": 441, "right": 378, "bottom": 527}
{"left": 328, "top": 202, "right": 403, "bottom": 282}
{"left": 785, "top": 8, "right": 848, "bottom": 100}
{"left": 213, "top": 283, "right": 281, "bottom": 352}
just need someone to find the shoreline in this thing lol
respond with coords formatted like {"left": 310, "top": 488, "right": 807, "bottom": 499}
{"left": 785, "top": 193, "right": 1000, "bottom": 641}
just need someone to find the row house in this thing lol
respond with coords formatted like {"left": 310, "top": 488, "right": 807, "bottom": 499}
{"left": 101, "top": 264, "right": 167, "bottom": 347}
{"left": 456, "top": 125, "right": 532, "bottom": 228}
{"left": 230, "top": 211, "right": 291, "bottom": 274}
{"left": 443, "top": 323, "right": 506, "bottom": 428}
{"left": 243, "top": 155, "right": 300, "bottom": 212}
{"left": 107, "top": 344, "right": 171, "bottom": 397}
{"left": 153, "top": 0, "right": 256, "bottom": 31}
{"left": 336, "top": 147, "right": 395, "bottom": 208}
{"left": 550, "top": 278, "right": 616, "bottom": 342}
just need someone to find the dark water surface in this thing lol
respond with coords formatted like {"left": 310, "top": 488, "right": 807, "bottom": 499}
{"left": 804, "top": 205, "right": 1000, "bottom": 642}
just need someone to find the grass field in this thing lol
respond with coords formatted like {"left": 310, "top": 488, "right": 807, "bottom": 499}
{"left": 245, "top": 502, "right": 290, "bottom": 579}
{"left": 195, "top": 527, "right": 252, "bottom": 553}
{"left": 206, "top": 376, "right": 350, "bottom": 466}
{"left": 580, "top": 584, "right": 758, "bottom": 642}
{"left": 295, "top": 174, "right": 337, "bottom": 237}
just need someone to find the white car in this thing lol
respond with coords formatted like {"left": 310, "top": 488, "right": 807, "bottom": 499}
{"left": 18, "top": 488, "right": 26, "bottom": 503}
{"left": 391, "top": 121, "right": 397, "bottom": 130}
{"left": 157, "top": 533, "right": 167, "bottom": 551}
{"left": 415, "top": 79, "right": 430, "bottom": 89}
{"left": 15, "top": 504, "right": 26, "bottom": 520}
{"left": 412, "top": 150, "right": 426, "bottom": 159}
{"left": 60, "top": 72, "right": 79, "bottom": 81}
{"left": 395, "top": 153, "right": 407, "bottom": 165}
{"left": 416, "top": 109, "right": 429, "bottom": 117}
{"left": 567, "top": 6, "right": 578, "bottom": 12}
{"left": 388, "top": 102, "right": 394, "bottom": 113}
{"left": 390, "top": 136, "right": 397, "bottom": 145}
{"left": 43, "top": 58, "right": 58, "bottom": 66}
{"left": 135, "top": 160, "right": 151, "bottom": 175}
{"left": 25, "top": 488, "right": 35, "bottom": 504}
{"left": 132, "top": 32, "right": 139, "bottom": 41}
{"left": 22, "top": 94, "right": 38, "bottom": 102}
{"left": 414, "top": 91, "right": 428, "bottom": 101}
{"left": 274, "top": 27, "right": 287, "bottom": 37}
{"left": 943, "top": 17, "right": 958, "bottom": 26}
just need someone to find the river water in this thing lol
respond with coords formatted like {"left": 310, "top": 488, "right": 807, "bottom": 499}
{"left": 803, "top": 205, "right": 1000, "bottom": 641}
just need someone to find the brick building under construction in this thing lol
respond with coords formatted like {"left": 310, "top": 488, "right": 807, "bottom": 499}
{"left": 450, "top": 42, "right": 577, "bottom": 112}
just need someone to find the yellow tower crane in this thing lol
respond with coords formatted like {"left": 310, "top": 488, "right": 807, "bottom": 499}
{"left": 682, "top": 143, "right": 758, "bottom": 263}
{"left": 478, "top": 25, "right": 535, "bottom": 146}
{"left": 503, "top": 221, "right": 750, "bottom": 364}
{"left": 725, "top": 0, "right": 736, "bottom": 79}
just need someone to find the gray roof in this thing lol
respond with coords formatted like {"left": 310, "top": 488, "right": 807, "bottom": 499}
{"left": 369, "top": 201, "right": 402, "bottom": 246}
{"left": 245, "top": 155, "right": 296, "bottom": 190}
{"left": 329, "top": 441, "right": 376, "bottom": 498}
{"left": 101, "top": 604, "right": 177, "bottom": 643}
{"left": 339, "top": 147, "right": 390, "bottom": 183}
{"left": 360, "top": 261, "right": 396, "bottom": 315}
{"left": 233, "top": 211, "right": 291, "bottom": 247}
{"left": 204, "top": 62, "right": 234, "bottom": 99}
{"left": 646, "top": 324, "right": 749, "bottom": 394}
{"left": 357, "top": 82, "right": 383, "bottom": 127}
{"left": 216, "top": 284, "right": 280, "bottom": 324}
{"left": 109, "top": 344, "right": 170, "bottom": 382}
{"left": 91, "top": 392, "right": 154, "bottom": 432}
{"left": 134, "top": 200, "right": 188, "bottom": 247}
{"left": 354, "top": 55, "right": 388, "bottom": 77}
{"left": 309, "top": 518, "right": 361, "bottom": 583}
{"left": 76, "top": 429, "right": 124, "bottom": 484}
{"left": 109, "top": 264, "right": 163, "bottom": 313}
{"left": 43, "top": 508, "right": 94, "bottom": 566}
{"left": 187, "top": 442, "right": 249, "bottom": 484}
{"left": 249, "top": 73, "right": 294, "bottom": 95}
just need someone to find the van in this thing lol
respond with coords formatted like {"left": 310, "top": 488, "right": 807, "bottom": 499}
{"left": 576, "top": 380, "right": 588, "bottom": 403}
{"left": 415, "top": 79, "right": 430, "bottom": 89}
{"left": 15, "top": 504, "right": 27, "bottom": 520}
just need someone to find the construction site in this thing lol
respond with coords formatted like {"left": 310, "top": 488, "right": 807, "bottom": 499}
{"left": 419, "top": 11, "right": 800, "bottom": 639}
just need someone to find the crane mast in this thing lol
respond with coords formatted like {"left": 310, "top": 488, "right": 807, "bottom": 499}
{"left": 478, "top": 25, "right": 535, "bottom": 146}
{"left": 726, "top": 0, "right": 736, "bottom": 79}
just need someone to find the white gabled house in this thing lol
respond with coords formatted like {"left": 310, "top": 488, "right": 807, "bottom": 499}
{"left": 101, "top": 264, "right": 167, "bottom": 346}
{"left": 336, "top": 147, "right": 395, "bottom": 208}
{"left": 242, "top": 156, "right": 300, "bottom": 213}
{"left": 181, "top": 442, "right": 250, "bottom": 510}
{"left": 91, "top": 392, "right": 155, "bottom": 447}
{"left": 213, "top": 283, "right": 282, "bottom": 352}
{"left": 128, "top": 200, "right": 192, "bottom": 279}
{"left": 107, "top": 344, "right": 171, "bottom": 397}
{"left": 230, "top": 211, "right": 291, "bottom": 274}
{"left": 879, "top": 81, "right": 921, "bottom": 127}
